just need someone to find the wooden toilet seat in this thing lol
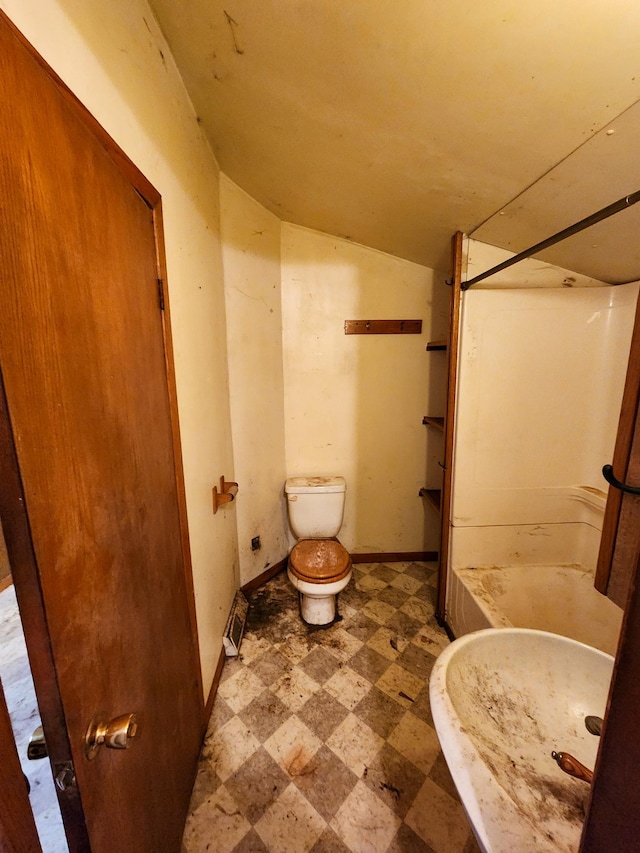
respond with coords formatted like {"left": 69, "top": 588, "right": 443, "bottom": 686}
{"left": 289, "top": 539, "right": 351, "bottom": 584}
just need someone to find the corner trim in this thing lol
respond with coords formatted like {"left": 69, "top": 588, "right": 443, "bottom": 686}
{"left": 240, "top": 557, "right": 288, "bottom": 595}
{"left": 203, "top": 646, "right": 226, "bottom": 731}
{"left": 350, "top": 551, "right": 438, "bottom": 563}
{"left": 238, "top": 551, "right": 439, "bottom": 598}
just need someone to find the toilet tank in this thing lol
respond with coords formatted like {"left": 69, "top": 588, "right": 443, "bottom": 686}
{"left": 285, "top": 476, "right": 346, "bottom": 539}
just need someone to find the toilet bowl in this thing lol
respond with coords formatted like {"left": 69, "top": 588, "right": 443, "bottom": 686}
{"left": 285, "top": 476, "right": 352, "bottom": 626}
{"left": 287, "top": 539, "right": 352, "bottom": 625}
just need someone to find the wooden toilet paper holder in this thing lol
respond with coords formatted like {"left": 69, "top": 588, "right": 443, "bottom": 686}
{"left": 212, "top": 476, "right": 239, "bottom": 514}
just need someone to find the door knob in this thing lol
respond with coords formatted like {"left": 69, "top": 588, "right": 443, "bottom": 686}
{"left": 85, "top": 713, "right": 138, "bottom": 760}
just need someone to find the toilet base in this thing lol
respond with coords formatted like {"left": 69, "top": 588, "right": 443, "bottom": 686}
{"left": 300, "top": 591, "right": 337, "bottom": 626}
{"left": 287, "top": 568, "right": 352, "bottom": 627}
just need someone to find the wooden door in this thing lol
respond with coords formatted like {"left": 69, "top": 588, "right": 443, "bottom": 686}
{"left": 0, "top": 13, "right": 203, "bottom": 852}
{"left": 582, "top": 283, "right": 640, "bottom": 850}
{"left": 0, "top": 678, "right": 41, "bottom": 852}
{"left": 581, "top": 548, "right": 640, "bottom": 851}
{"left": 595, "top": 288, "right": 640, "bottom": 606}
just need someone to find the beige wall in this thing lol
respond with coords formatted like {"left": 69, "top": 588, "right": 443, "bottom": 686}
{"left": 220, "top": 177, "right": 289, "bottom": 586}
{"left": 1, "top": 0, "right": 238, "bottom": 697}
{"left": 281, "top": 224, "right": 443, "bottom": 554}
{"left": 221, "top": 194, "right": 442, "bottom": 579}
{"left": 2, "top": 0, "right": 446, "bottom": 697}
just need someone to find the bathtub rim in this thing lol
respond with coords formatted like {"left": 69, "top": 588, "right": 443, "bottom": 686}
{"left": 446, "top": 562, "right": 622, "bottom": 656}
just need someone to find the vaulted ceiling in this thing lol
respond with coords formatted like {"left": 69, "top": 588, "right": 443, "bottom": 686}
{"left": 148, "top": 0, "right": 640, "bottom": 281}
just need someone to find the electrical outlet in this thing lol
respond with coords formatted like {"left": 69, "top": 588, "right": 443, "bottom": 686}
{"left": 251, "top": 536, "right": 261, "bottom": 551}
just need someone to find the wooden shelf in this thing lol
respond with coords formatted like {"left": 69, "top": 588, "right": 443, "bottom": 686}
{"left": 419, "top": 488, "right": 441, "bottom": 512}
{"left": 345, "top": 319, "right": 422, "bottom": 335}
{"left": 422, "top": 416, "right": 444, "bottom": 432}
{"left": 426, "top": 340, "right": 447, "bottom": 351}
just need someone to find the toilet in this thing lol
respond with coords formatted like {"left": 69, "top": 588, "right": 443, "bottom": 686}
{"left": 285, "top": 476, "right": 352, "bottom": 626}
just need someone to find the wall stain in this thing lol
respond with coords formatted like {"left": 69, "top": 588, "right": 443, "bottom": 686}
{"left": 224, "top": 11, "right": 245, "bottom": 55}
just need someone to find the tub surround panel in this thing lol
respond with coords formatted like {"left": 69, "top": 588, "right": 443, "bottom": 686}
{"left": 450, "top": 485, "right": 605, "bottom": 577}
{"left": 448, "top": 280, "right": 638, "bottom": 633}
{"left": 446, "top": 276, "right": 634, "bottom": 660}
{"left": 450, "top": 520, "right": 602, "bottom": 574}
{"left": 453, "top": 284, "right": 638, "bottom": 501}
{"left": 452, "top": 484, "right": 606, "bottom": 529}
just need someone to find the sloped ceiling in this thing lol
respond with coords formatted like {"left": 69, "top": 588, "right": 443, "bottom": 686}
{"left": 148, "top": 0, "right": 640, "bottom": 278}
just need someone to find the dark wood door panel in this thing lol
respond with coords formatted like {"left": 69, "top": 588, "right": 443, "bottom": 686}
{"left": 0, "top": 13, "right": 202, "bottom": 852}
{"left": 0, "top": 679, "right": 42, "bottom": 853}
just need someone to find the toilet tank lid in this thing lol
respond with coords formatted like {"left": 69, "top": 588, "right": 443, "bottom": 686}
{"left": 285, "top": 476, "right": 346, "bottom": 494}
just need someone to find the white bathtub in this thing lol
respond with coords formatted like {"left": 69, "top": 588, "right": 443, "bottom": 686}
{"left": 447, "top": 563, "right": 622, "bottom": 656}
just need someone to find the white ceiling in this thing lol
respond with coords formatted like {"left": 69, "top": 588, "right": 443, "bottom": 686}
{"left": 148, "top": 0, "right": 640, "bottom": 279}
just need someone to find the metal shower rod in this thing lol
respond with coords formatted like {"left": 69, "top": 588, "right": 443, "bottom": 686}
{"left": 462, "top": 189, "right": 640, "bottom": 290}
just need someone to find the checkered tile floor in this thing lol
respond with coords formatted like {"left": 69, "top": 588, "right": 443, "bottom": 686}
{"left": 182, "top": 562, "right": 481, "bottom": 853}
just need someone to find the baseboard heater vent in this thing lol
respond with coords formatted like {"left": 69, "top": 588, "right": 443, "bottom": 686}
{"left": 223, "top": 591, "right": 249, "bottom": 657}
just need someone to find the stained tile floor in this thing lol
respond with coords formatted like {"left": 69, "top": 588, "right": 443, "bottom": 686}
{"left": 182, "top": 561, "right": 482, "bottom": 853}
